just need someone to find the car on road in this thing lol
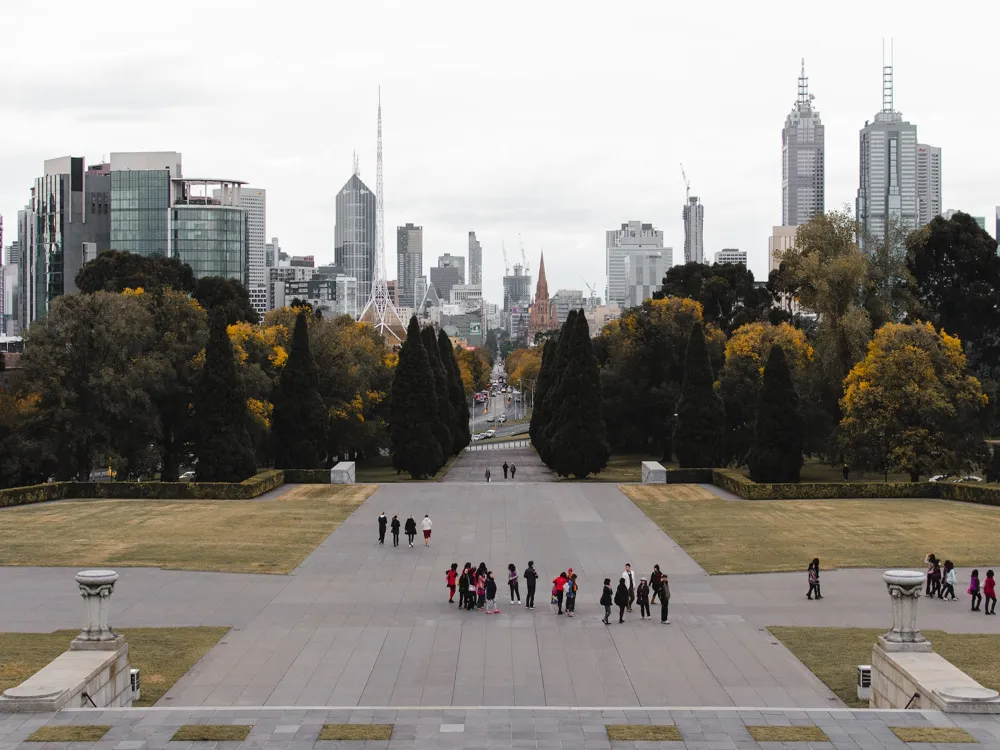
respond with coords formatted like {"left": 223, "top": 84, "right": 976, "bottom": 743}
{"left": 484, "top": 429, "right": 496, "bottom": 438}
{"left": 179, "top": 470, "right": 196, "bottom": 481}
{"left": 486, "top": 416, "right": 495, "bottom": 422}
{"left": 471, "top": 433, "right": 482, "bottom": 441}
{"left": 498, "top": 415, "right": 507, "bottom": 424}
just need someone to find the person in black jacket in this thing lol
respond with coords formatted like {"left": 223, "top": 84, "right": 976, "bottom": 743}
{"left": 614, "top": 578, "right": 629, "bottom": 623}
{"left": 600, "top": 578, "right": 613, "bottom": 625}
{"left": 524, "top": 560, "right": 539, "bottom": 609}
{"left": 390, "top": 515, "right": 401, "bottom": 547}
{"left": 485, "top": 571, "right": 499, "bottom": 614}
{"left": 378, "top": 512, "right": 387, "bottom": 545}
{"left": 636, "top": 577, "right": 650, "bottom": 618}
{"left": 404, "top": 515, "right": 417, "bottom": 547}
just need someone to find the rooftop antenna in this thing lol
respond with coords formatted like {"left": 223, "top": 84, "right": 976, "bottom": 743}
{"left": 882, "top": 38, "right": 894, "bottom": 113}
{"left": 797, "top": 58, "right": 810, "bottom": 108}
{"left": 353, "top": 149, "right": 360, "bottom": 177}
{"left": 358, "top": 86, "right": 406, "bottom": 342}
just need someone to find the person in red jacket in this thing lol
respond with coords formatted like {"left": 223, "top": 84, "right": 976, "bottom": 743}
{"left": 984, "top": 570, "right": 997, "bottom": 616}
{"left": 552, "top": 572, "right": 568, "bottom": 614}
{"left": 446, "top": 563, "right": 458, "bottom": 603}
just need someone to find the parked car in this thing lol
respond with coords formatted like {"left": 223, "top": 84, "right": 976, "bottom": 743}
{"left": 484, "top": 429, "right": 496, "bottom": 438}
{"left": 498, "top": 415, "right": 507, "bottom": 424}
{"left": 471, "top": 433, "right": 483, "bottom": 441}
{"left": 180, "top": 470, "right": 196, "bottom": 481}
{"left": 486, "top": 415, "right": 495, "bottom": 422}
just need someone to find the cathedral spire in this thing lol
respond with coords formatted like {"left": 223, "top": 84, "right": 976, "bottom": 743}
{"left": 534, "top": 251, "right": 548, "bottom": 301}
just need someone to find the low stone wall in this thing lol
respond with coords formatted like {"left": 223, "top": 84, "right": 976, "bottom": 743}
{"left": 870, "top": 644, "right": 925, "bottom": 709}
{"left": 641, "top": 461, "right": 666, "bottom": 484}
{"left": 871, "top": 645, "right": 1000, "bottom": 712}
{"left": 0, "top": 643, "right": 131, "bottom": 712}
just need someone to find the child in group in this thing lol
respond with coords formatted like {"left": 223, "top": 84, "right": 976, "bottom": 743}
{"left": 458, "top": 564, "right": 470, "bottom": 608}
{"left": 485, "top": 571, "right": 499, "bottom": 614}
{"left": 508, "top": 563, "right": 521, "bottom": 605}
{"left": 565, "top": 573, "right": 578, "bottom": 617}
{"left": 969, "top": 569, "right": 982, "bottom": 612}
{"left": 942, "top": 560, "right": 957, "bottom": 601}
{"left": 985, "top": 570, "right": 997, "bottom": 616}
{"left": 446, "top": 563, "right": 458, "bottom": 604}
{"left": 476, "top": 566, "right": 487, "bottom": 610}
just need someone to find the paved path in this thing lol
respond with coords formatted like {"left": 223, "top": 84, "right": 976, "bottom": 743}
{"left": 6, "top": 706, "right": 1000, "bottom": 750}
{"left": 441, "top": 447, "right": 554, "bottom": 482}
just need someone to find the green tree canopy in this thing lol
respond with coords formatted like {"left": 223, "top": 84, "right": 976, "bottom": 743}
{"left": 193, "top": 277, "right": 259, "bottom": 325}
{"left": 439, "top": 329, "right": 471, "bottom": 454}
{"left": 76, "top": 250, "right": 196, "bottom": 295}
{"left": 421, "top": 325, "right": 454, "bottom": 460}
{"left": 272, "top": 312, "right": 328, "bottom": 469}
{"left": 746, "top": 345, "right": 804, "bottom": 482}
{"left": 673, "top": 322, "right": 725, "bottom": 468}
{"left": 529, "top": 338, "right": 557, "bottom": 454}
{"left": 655, "top": 261, "right": 773, "bottom": 335}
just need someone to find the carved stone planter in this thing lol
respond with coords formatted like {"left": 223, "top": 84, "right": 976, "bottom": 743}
{"left": 71, "top": 570, "right": 123, "bottom": 651}
{"left": 878, "top": 570, "right": 931, "bottom": 653}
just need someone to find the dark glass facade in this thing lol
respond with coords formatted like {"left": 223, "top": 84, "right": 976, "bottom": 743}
{"left": 333, "top": 174, "right": 376, "bottom": 313}
{"left": 111, "top": 170, "right": 170, "bottom": 256}
{"left": 172, "top": 206, "right": 246, "bottom": 283}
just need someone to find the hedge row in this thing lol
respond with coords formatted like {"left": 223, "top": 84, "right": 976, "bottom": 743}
{"left": 283, "top": 469, "right": 331, "bottom": 484}
{"left": 0, "top": 470, "right": 285, "bottom": 508}
{"left": 665, "top": 468, "right": 713, "bottom": 484}
{"left": 937, "top": 482, "right": 1000, "bottom": 506}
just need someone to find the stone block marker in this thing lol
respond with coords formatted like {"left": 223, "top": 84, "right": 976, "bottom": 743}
{"left": 330, "top": 461, "right": 356, "bottom": 484}
{"left": 0, "top": 569, "right": 133, "bottom": 712}
{"left": 641, "top": 461, "right": 666, "bottom": 483}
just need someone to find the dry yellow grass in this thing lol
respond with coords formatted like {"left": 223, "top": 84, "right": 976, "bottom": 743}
{"left": 318, "top": 724, "right": 394, "bottom": 740}
{"left": 0, "top": 484, "right": 374, "bottom": 574}
{"left": 623, "top": 484, "right": 1000, "bottom": 573}
{"left": 747, "top": 726, "right": 829, "bottom": 742}
{"left": 0, "top": 627, "right": 228, "bottom": 707}
{"left": 171, "top": 725, "right": 251, "bottom": 742}
{"left": 605, "top": 724, "right": 681, "bottom": 741}
{"left": 25, "top": 726, "right": 111, "bottom": 742}
{"left": 892, "top": 727, "right": 977, "bottom": 743}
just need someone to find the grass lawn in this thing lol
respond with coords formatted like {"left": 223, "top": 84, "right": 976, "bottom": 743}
{"left": 0, "top": 627, "right": 228, "bottom": 707}
{"left": 355, "top": 454, "right": 457, "bottom": 483}
{"left": 171, "top": 725, "right": 251, "bottom": 742}
{"left": 0, "top": 484, "right": 373, "bottom": 574}
{"left": 605, "top": 725, "right": 681, "bottom": 741}
{"left": 892, "top": 728, "right": 977, "bottom": 743}
{"left": 318, "top": 724, "right": 394, "bottom": 741}
{"left": 769, "top": 626, "right": 1000, "bottom": 708}
{"left": 747, "top": 726, "right": 829, "bottom": 742}
{"left": 26, "top": 726, "right": 112, "bottom": 742}
{"left": 622, "top": 484, "right": 1000, "bottom": 574}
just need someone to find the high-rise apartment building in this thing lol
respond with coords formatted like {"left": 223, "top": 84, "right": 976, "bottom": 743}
{"left": 714, "top": 248, "right": 747, "bottom": 266}
{"left": 503, "top": 264, "right": 532, "bottom": 312}
{"left": 396, "top": 223, "right": 422, "bottom": 308}
{"left": 782, "top": 61, "right": 825, "bottom": 226}
{"left": 334, "top": 172, "right": 376, "bottom": 317}
{"left": 916, "top": 144, "right": 942, "bottom": 226}
{"left": 110, "top": 151, "right": 182, "bottom": 256}
{"left": 606, "top": 220, "right": 668, "bottom": 306}
{"left": 235, "top": 187, "right": 266, "bottom": 315}
{"left": 856, "top": 62, "right": 919, "bottom": 249}
{"left": 468, "top": 231, "right": 482, "bottom": 285}
{"left": 437, "top": 253, "right": 465, "bottom": 283}
{"left": 682, "top": 198, "right": 704, "bottom": 264}
{"left": 768, "top": 225, "right": 798, "bottom": 273}
{"left": 623, "top": 251, "right": 666, "bottom": 308}
{"left": 550, "top": 289, "right": 584, "bottom": 327}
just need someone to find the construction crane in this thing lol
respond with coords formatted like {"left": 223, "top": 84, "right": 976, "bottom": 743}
{"left": 502, "top": 240, "right": 510, "bottom": 276}
{"left": 680, "top": 163, "right": 690, "bottom": 203}
{"left": 519, "top": 234, "right": 529, "bottom": 274}
{"left": 581, "top": 277, "right": 598, "bottom": 306}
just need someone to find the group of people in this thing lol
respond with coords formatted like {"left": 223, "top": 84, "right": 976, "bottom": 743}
{"left": 377, "top": 512, "right": 432, "bottom": 548}
{"left": 926, "top": 553, "right": 997, "bottom": 615}
{"left": 484, "top": 462, "right": 517, "bottom": 482}
{"left": 446, "top": 560, "right": 672, "bottom": 624}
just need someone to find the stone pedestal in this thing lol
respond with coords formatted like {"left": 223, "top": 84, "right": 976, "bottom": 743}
{"left": 71, "top": 570, "right": 123, "bottom": 651}
{"left": 877, "top": 570, "right": 931, "bottom": 652}
{"left": 331, "top": 461, "right": 356, "bottom": 484}
{"left": 641, "top": 461, "right": 666, "bottom": 484}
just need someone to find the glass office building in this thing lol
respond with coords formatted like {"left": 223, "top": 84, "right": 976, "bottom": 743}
{"left": 110, "top": 169, "right": 171, "bottom": 256}
{"left": 171, "top": 179, "right": 247, "bottom": 284}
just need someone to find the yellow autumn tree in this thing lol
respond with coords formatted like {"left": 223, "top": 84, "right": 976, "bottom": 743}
{"left": 840, "top": 322, "right": 988, "bottom": 481}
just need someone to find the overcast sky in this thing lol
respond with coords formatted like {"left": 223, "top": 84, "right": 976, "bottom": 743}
{"left": 3, "top": 0, "right": 999, "bottom": 306}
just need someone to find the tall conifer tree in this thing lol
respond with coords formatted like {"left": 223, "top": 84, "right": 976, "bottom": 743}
{"left": 747, "top": 344, "right": 804, "bottom": 482}
{"left": 673, "top": 322, "right": 725, "bottom": 468}
{"left": 422, "top": 325, "right": 453, "bottom": 467}
{"left": 389, "top": 316, "right": 444, "bottom": 478}
{"left": 439, "top": 329, "right": 471, "bottom": 453}
{"left": 272, "top": 312, "right": 327, "bottom": 469}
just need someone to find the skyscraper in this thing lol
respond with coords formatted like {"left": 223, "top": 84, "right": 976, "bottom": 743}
{"left": 682, "top": 198, "right": 704, "bottom": 264}
{"left": 430, "top": 253, "right": 465, "bottom": 302}
{"left": 396, "top": 223, "right": 423, "bottom": 309}
{"left": 856, "top": 59, "right": 918, "bottom": 249}
{"left": 334, "top": 171, "right": 376, "bottom": 316}
{"left": 782, "top": 60, "right": 825, "bottom": 226}
{"left": 916, "top": 144, "right": 942, "bottom": 226}
{"left": 606, "top": 220, "right": 668, "bottom": 306}
{"left": 110, "top": 151, "right": 182, "bottom": 257}
{"left": 236, "top": 187, "right": 266, "bottom": 316}
{"left": 468, "top": 231, "right": 482, "bottom": 285}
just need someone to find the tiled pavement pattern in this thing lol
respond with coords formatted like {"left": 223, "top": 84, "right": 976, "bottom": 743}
{"left": 5, "top": 707, "right": 1000, "bottom": 750}
{"left": 1, "top": 449, "right": 998, "bottom": 709}
{"left": 440, "top": 448, "right": 554, "bottom": 482}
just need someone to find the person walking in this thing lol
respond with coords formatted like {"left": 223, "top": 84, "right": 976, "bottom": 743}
{"left": 985, "top": 570, "right": 997, "bottom": 615}
{"left": 925, "top": 553, "right": 938, "bottom": 597}
{"left": 552, "top": 571, "right": 567, "bottom": 614}
{"left": 942, "top": 561, "right": 957, "bottom": 601}
{"left": 842, "top": 463, "right": 850, "bottom": 481}
{"left": 614, "top": 578, "right": 629, "bottom": 623}
{"left": 508, "top": 564, "right": 521, "bottom": 605}
{"left": 476, "top": 565, "right": 487, "bottom": 610}
{"left": 970, "top": 569, "right": 982, "bottom": 612}
{"left": 622, "top": 564, "right": 635, "bottom": 612}
{"left": 650, "top": 565, "right": 662, "bottom": 606}
{"left": 807, "top": 559, "right": 819, "bottom": 600}
{"left": 524, "top": 561, "right": 538, "bottom": 609}
{"left": 485, "top": 467, "right": 491, "bottom": 483}
{"left": 600, "top": 578, "right": 613, "bottom": 624}
{"left": 459, "top": 564, "right": 471, "bottom": 609}
{"left": 421, "top": 514, "right": 433, "bottom": 546}
{"left": 485, "top": 571, "right": 499, "bottom": 614}
{"left": 404, "top": 515, "right": 417, "bottom": 547}
{"left": 390, "top": 514, "right": 401, "bottom": 547}
{"left": 378, "top": 512, "right": 388, "bottom": 545}
{"left": 660, "top": 573, "right": 671, "bottom": 624}
{"left": 565, "top": 573, "right": 578, "bottom": 617}
{"left": 446, "top": 563, "right": 458, "bottom": 603}
{"left": 502, "top": 461, "right": 509, "bottom": 479}
{"left": 636, "top": 577, "right": 650, "bottom": 619}
{"left": 933, "top": 558, "right": 944, "bottom": 598}
{"left": 510, "top": 464, "right": 516, "bottom": 480}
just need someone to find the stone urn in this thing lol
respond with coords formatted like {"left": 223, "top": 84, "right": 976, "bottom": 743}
{"left": 879, "top": 570, "right": 931, "bottom": 652}
{"left": 71, "top": 570, "right": 124, "bottom": 650}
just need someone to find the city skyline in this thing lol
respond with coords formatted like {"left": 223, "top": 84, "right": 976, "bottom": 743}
{"left": 2, "top": 1, "right": 998, "bottom": 308}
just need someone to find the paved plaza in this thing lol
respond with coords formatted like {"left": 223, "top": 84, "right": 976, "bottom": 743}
{"left": 2, "top": 448, "right": 1000, "bottom": 717}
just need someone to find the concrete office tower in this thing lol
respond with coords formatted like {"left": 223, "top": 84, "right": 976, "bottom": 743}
{"left": 109, "top": 152, "right": 182, "bottom": 256}
{"left": 395, "top": 223, "right": 423, "bottom": 308}
{"left": 856, "top": 59, "right": 919, "bottom": 250}
{"left": 334, "top": 171, "right": 376, "bottom": 317}
{"left": 237, "top": 187, "right": 267, "bottom": 315}
{"left": 916, "top": 144, "right": 942, "bottom": 226}
{"left": 769, "top": 225, "right": 798, "bottom": 273}
{"left": 430, "top": 253, "right": 465, "bottom": 302}
{"left": 606, "top": 220, "right": 666, "bottom": 306}
{"left": 21, "top": 157, "right": 111, "bottom": 325}
{"left": 265, "top": 237, "right": 283, "bottom": 268}
{"left": 714, "top": 248, "right": 747, "bottom": 266}
{"left": 437, "top": 253, "right": 466, "bottom": 283}
{"left": 623, "top": 251, "right": 666, "bottom": 308}
{"left": 782, "top": 61, "right": 825, "bottom": 226}
{"left": 468, "top": 231, "right": 482, "bottom": 285}
{"left": 682, "top": 197, "right": 704, "bottom": 264}
{"left": 550, "top": 289, "right": 584, "bottom": 326}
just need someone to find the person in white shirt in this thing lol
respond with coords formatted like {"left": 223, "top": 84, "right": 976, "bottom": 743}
{"left": 421, "top": 515, "right": 433, "bottom": 546}
{"left": 622, "top": 564, "right": 635, "bottom": 612}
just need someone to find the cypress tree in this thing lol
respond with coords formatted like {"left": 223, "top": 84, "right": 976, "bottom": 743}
{"left": 528, "top": 338, "right": 556, "bottom": 453}
{"left": 193, "top": 308, "right": 256, "bottom": 481}
{"left": 422, "top": 325, "right": 453, "bottom": 466}
{"left": 389, "top": 316, "right": 444, "bottom": 478}
{"left": 673, "top": 322, "right": 725, "bottom": 468}
{"left": 272, "top": 312, "right": 327, "bottom": 469}
{"left": 539, "top": 309, "right": 578, "bottom": 463}
{"left": 747, "top": 344, "right": 804, "bottom": 482}
{"left": 439, "top": 329, "right": 471, "bottom": 453}
{"left": 547, "top": 310, "right": 610, "bottom": 477}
